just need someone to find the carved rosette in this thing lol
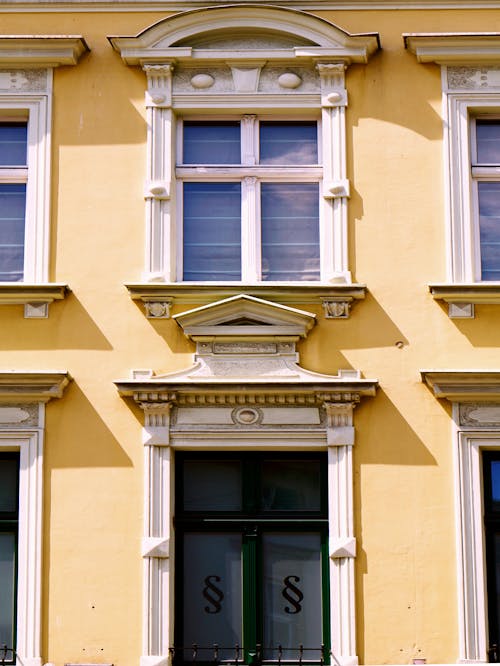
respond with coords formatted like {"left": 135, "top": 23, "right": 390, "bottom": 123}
{"left": 447, "top": 66, "right": 500, "bottom": 90}
{"left": 322, "top": 299, "right": 351, "bottom": 318}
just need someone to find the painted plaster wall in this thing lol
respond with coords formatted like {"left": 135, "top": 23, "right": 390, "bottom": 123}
{"left": 0, "top": 6, "right": 498, "bottom": 666}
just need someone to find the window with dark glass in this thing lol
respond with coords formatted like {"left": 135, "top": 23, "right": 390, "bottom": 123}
{"left": 0, "top": 124, "right": 27, "bottom": 282}
{"left": 0, "top": 452, "right": 19, "bottom": 662}
{"left": 174, "top": 453, "right": 329, "bottom": 665}
{"left": 179, "top": 119, "right": 321, "bottom": 283}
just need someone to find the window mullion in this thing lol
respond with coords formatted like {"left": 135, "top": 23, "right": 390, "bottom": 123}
{"left": 243, "top": 528, "right": 259, "bottom": 665}
{"left": 241, "top": 176, "right": 260, "bottom": 282}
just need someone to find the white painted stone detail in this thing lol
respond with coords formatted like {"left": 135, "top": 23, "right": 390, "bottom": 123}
{"left": 24, "top": 302, "right": 49, "bottom": 319}
{"left": 330, "top": 536, "right": 357, "bottom": 559}
{"left": 449, "top": 302, "right": 474, "bottom": 318}
{"left": 230, "top": 65, "right": 263, "bottom": 92}
{"left": 0, "top": 406, "right": 34, "bottom": 424}
{"left": 448, "top": 66, "right": 500, "bottom": 90}
{"left": 190, "top": 73, "right": 214, "bottom": 89}
{"left": 0, "top": 69, "right": 47, "bottom": 92}
{"left": 460, "top": 403, "right": 500, "bottom": 426}
{"left": 142, "top": 537, "right": 170, "bottom": 558}
{"left": 278, "top": 72, "right": 302, "bottom": 89}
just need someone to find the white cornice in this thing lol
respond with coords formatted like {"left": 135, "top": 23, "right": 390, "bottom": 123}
{"left": 0, "top": 371, "right": 71, "bottom": 402}
{"left": 405, "top": 33, "right": 500, "bottom": 65}
{"left": 0, "top": 36, "right": 89, "bottom": 66}
{"left": 109, "top": 5, "right": 380, "bottom": 66}
{"left": 422, "top": 370, "right": 500, "bottom": 401}
{"left": 4, "top": 1, "right": 500, "bottom": 11}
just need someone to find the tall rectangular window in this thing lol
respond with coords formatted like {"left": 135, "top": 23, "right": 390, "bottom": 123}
{"left": 0, "top": 124, "right": 27, "bottom": 282}
{"left": 471, "top": 118, "right": 500, "bottom": 281}
{"left": 0, "top": 452, "right": 19, "bottom": 662}
{"left": 174, "top": 453, "right": 329, "bottom": 665}
{"left": 178, "top": 119, "right": 321, "bottom": 283}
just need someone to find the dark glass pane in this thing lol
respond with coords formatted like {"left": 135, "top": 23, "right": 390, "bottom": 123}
{"left": 261, "top": 183, "right": 319, "bottom": 281}
{"left": 477, "top": 121, "right": 500, "bottom": 164}
{"left": 0, "top": 184, "right": 25, "bottom": 281}
{"left": 0, "top": 532, "right": 16, "bottom": 649}
{"left": 0, "top": 459, "right": 18, "bottom": 513}
{"left": 261, "top": 460, "right": 321, "bottom": 511}
{"left": 260, "top": 122, "right": 318, "bottom": 165}
{"left": 183, "top": 460, "right": 242, "bottom": 511}
{"left": 183, "top": 533, "right": 242, "bottom": 660}
{"left": 183, "top": 183, "right": 241, "bottom": 280}
{"left": 0, "top": 124, "right": 27, "bottom": 167}
{"left": 262, "top": 532, "right": 322, "bottom": 660}
{"left": 183, "top": 122, "right": 241, "bottom": 165}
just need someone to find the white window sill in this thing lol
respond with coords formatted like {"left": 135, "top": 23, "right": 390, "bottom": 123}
{"left": 0, "top": 283, "right": 69, "bottom": 318}
{"left": 429, "top": 282, "right": 500, "bottom": 318}
{"left": 125, "top": 282, "right": 368, "bottom": 319}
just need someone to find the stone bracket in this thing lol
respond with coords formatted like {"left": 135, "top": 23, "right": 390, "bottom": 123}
{"left": 145, "top": 181, "right": 170, "bottom": 200}
{"left": 142, "top": 536, "right": 170, "bottom": 558}
{"left": 143, "top": 300, "right": 172, "bottom": 319}
{"left": 330, "top": 536, "right": 356, "bottom": 559}
{"left": 321, "top": 298, "right": 352, "bottom": 319}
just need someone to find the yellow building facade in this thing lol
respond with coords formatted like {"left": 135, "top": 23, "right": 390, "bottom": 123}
{"left": 2, "top": 3, "right": 500, "bottom": 666}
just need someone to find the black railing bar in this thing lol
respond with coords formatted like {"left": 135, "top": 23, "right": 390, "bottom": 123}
{"left": 182, "top": 519, "right": 329, "bottom": 524}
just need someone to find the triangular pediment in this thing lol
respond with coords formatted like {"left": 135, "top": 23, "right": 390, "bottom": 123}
{"left": 173, "top": 294, "right": 316, "bottom": 341}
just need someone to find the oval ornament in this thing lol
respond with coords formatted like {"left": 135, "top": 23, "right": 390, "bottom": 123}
{"left": 278, "top": 73, "right": 302, "bottom": 89}
{"left": 191, "top": 74, "right": 215, "bottom": 89}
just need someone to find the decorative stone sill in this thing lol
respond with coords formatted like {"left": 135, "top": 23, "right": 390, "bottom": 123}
{"left": 0, "top": 371, "right": 71, "bottom": 402}
{"left": 422, "top": 370, "right": 500, "bottom": 402}
{"left": 0, "top": 36, "right": 89, "bottom": 66}
{"left": 404, "top": 32, "right": 500, "bottom": 65}
{"left": 125, "top": 283, "right": 367, "bottom": 319}
{"left": 0, "top": 283, "right": 69, "bottom": 318}
{"left": 429, "top": 283, "right": 500, "bottom": 318}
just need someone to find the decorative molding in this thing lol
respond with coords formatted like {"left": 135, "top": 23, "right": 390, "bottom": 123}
{"left": 0, "top": 283, "right": 69, "bottom": 317}
{"left": 404, "top": 33, "right": 500, "bottom": 65}
{"left": 430, "top": 284, "right": 500, "bottom": 317}
{"left": 330, "top": 536, "right": 357, "bottom": 559}
{"left": 0, "top": 372, "right": 70, "bottom": 402}
{"left": 0, "top": 69, "right": 48, "bottom": 93}
{"left": 142, "top": 536, "right": 170, "bottom": 558}
{"left": 321, "top": 298, "right": 351, "bottom": 318}
{"left": 108, "top": 7, "right": 380, "bottom": 67}
{"left": 144, "top": 300, "right": 172, "bottom": 319}
{"left": 6, "top": 0, "right": 500, "bottom": 10}
{"left": 0, "top": 403, "right": 39, "bottom": 426}
{"left": 447, "top": 65, "right": 500, "bottom": 90}
{"left": 421, "top": 370, "right": 500, "bottom": 401}
{"left": 459, "top": 403, "right": 500, "bottom": 426}
{"left": 125, "top": 283, "right": 367, "bottom": 318}
{"left": 0, "top": 36, "right": 89, "bottom": 67}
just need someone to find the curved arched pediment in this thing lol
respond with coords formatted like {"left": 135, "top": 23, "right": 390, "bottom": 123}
{"left": 109, "top": 5, "right": 380, "bottom": 65}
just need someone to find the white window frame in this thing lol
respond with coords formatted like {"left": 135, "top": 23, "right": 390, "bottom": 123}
{"left": 445, "top": 87, "right": 500, "bottom": 283}
{"left": 0, "top": 427, "right": 44, "bottom": 666}
{"left": 0, "top": 92, "right": 51, "bottom": 283}
{"left": 175, "top": 115, "right": 325, "bottom": 283}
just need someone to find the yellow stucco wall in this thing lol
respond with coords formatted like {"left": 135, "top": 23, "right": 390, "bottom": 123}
{"left": 2, "top": 6, "right": 500, "bottom": 666}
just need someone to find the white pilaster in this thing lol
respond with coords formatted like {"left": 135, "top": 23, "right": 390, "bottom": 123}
{"left": 325, "top": 402, "right": 358, "bottom": 666}
{"left": 144, "top": 65, "right": 175, "bottom": 281}
{"left": 142, "top": 403, "right": 173, "bottom": 666}
{"left": 317, "top": 64, "right": 351, "bottom": 284}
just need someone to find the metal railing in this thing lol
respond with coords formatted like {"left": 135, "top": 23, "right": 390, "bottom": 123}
{"left": 169, "top": 644, "right": 328, "bottom": 665}
{"left": 0, "top": 646, "right": 15, "bottom": 666}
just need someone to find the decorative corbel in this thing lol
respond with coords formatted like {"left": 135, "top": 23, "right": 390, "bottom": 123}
{"left": 144, "top": 63, "right": 174, "bottom": 107}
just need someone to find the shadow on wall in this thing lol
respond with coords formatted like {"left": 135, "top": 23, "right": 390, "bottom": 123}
{"left": 0, "top": 292, "right": 113, "bottom": 350}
